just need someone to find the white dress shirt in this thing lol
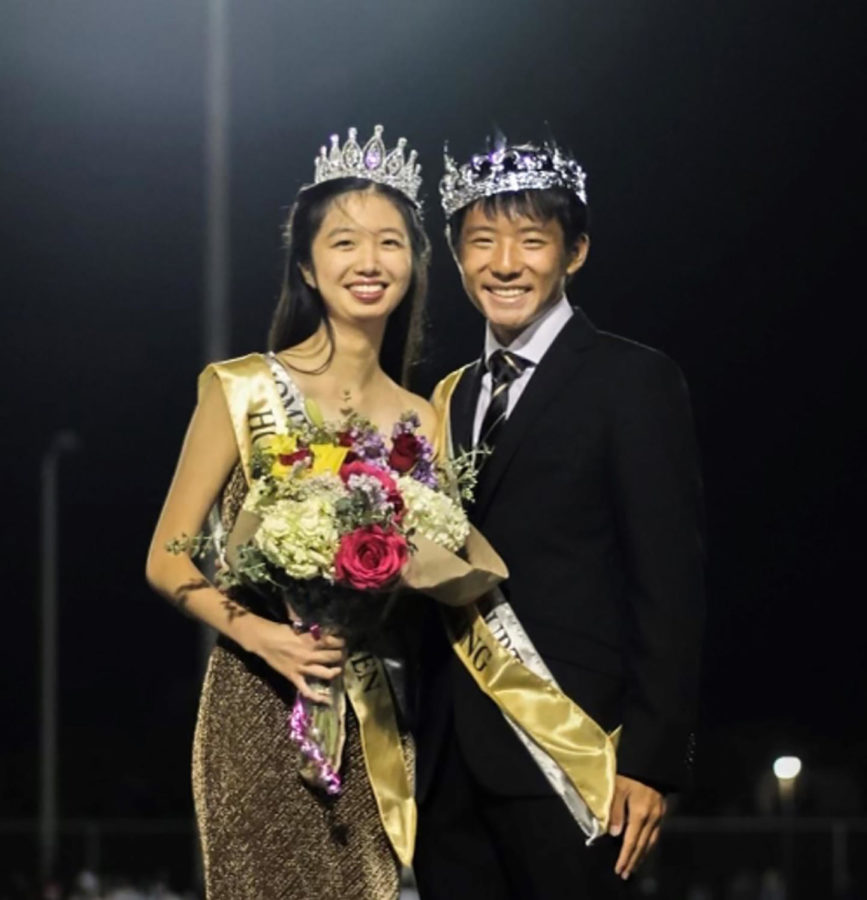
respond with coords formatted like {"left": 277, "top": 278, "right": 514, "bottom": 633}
{"left": 472, "top": 296, "right": 574, "bottom": 446}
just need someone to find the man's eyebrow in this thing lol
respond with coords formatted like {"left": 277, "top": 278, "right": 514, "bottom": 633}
{"left": 462, "top": 223, "right": 548, "bottom": 236}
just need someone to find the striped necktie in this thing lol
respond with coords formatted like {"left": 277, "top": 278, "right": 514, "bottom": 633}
{"left": 477, "top": 349, "right": 532, "bottom": 450}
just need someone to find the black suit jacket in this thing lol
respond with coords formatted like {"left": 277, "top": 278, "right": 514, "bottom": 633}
{"left": 416, "top": 308, "right": 705, "bottom": 800}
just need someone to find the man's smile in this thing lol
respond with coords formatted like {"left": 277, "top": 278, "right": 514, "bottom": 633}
{"left": 483, "top": 285, "right": 532, "bottom": 302}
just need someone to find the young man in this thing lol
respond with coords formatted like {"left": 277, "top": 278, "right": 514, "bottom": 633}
{"left": 413, "top": 140, "right": 705, "bottom": 898}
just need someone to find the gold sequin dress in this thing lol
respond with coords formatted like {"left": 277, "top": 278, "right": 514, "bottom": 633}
{"left": 191, "top": 464, "right": 402, "bottom": 899}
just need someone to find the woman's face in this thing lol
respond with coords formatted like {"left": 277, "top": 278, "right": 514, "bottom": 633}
{"left": 302, "top": 188, "right": 413, "bottom": 326}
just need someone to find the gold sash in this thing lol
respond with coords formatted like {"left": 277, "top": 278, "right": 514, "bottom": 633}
{"left": 431, "top": 366, "right": 620, "bottom": 836}
{"left": 345, "top": 654, "right": 416, "bottom": 868}
{"left": 200, "top": 354, "right": 290, "bottom": 482}
{"left": 202, "top": 353, "right": 415, "bottom": 867}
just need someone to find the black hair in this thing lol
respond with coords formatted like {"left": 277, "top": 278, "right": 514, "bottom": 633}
{"left": 268, "top": 177, "right": 430, "bottom": 386}
{"left": 445, "top": 186, "right": 589, "bottom": 259}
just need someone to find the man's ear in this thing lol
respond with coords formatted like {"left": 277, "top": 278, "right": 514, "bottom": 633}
{"left": 566, "top": 234, "right": 590, "bottom": 276}
{"left": 299, "top": 263, "right": 317, "bottom": 289}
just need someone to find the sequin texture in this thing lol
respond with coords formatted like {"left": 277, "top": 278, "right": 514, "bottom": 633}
{"left": 191, "top": 463, "right": 402, "bottom": 898}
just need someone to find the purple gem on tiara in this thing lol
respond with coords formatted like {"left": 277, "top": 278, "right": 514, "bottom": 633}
{"left": 365, "top": 146, "right": 383, "bottom": 169}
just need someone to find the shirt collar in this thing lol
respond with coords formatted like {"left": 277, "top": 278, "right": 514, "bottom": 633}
{"left": 483, "top": 295, "right": 574, "bottom": 367}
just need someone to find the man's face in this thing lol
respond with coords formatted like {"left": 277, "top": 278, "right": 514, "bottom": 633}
{"left": 454, "top": 203, "right": 588, "bottom": 345}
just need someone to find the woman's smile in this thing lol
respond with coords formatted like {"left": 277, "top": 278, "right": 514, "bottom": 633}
{"left": 345, "top": 279, "right": 389, "bottom": 303}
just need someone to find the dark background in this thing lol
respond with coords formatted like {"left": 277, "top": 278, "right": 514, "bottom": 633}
{"left": 2, "top": 0, "right": 864, "bottom": 887}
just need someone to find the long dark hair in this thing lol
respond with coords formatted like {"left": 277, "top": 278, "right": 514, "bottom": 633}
{"left": 268, "top": 177, "right": 430, "bottom": 386}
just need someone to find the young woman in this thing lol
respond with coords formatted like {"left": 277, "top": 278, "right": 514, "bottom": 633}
{"left": 146, "top": 125, "right": 434, "bottom": 898}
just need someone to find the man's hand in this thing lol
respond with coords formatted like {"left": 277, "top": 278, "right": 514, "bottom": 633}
{"left": 608, "top": 774, "right": 666, "bottom": 879}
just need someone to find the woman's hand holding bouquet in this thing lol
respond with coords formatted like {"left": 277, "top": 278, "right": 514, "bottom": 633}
{"left": 241, "top": 618, "right": 346, "bottom": 703}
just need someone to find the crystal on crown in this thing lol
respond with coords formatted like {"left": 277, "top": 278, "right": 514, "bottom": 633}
{"left": 439, "top": 140, "right": 587, "bottom": 217}
{"left": 313, "top": 125, "right": 422, "bottom": 205}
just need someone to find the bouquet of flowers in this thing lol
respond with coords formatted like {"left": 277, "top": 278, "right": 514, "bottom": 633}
{"left": 172, "top": 405, "right": 498, "bottom": 794}
{"left": 232, "top": 410, "right": 470, "bottom": 625}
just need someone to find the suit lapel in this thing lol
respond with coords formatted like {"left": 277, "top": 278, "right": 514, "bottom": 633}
{"left": 473, "top": 309, "right": 598, "bottom": 519}
{"left": 449, "top": 359, "right": 483, "bottom": 456}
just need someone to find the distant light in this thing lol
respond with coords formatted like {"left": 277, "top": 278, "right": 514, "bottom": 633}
{"left": 773, "top": 756, "right": 802, "bottom": 780}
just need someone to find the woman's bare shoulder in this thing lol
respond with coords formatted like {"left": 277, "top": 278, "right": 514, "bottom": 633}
{"left": 396, "top": 386, "right": 439, "bottom": 436}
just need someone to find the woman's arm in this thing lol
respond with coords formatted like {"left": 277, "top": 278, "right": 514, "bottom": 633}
{"left": 145, "top": 374, "right": 344, "bottom": 701}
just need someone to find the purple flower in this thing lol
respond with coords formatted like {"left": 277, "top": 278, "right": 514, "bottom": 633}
{"left": 392, "top": 412, "right": 421, "bottom": 438}
{"left": 347, "top": 473, "right": 389, "bottom": 509}
{"left": 410, "top": 456, "right": 438, "bottom": 489}
{"left": 352, "top": 425, "right": 389, "bottom": 466}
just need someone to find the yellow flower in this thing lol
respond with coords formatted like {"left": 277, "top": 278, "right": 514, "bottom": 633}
{"left": 259, "top": 434, "right": 297, "bottom": 456}
{"left": 261, "top": 434, "right": 299, "bottom": 479}
{"left": 308, "top": 443, "right": 349, "bottom": 476}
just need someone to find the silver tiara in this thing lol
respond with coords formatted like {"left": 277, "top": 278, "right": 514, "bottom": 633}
{"left": 313, "top": 124, "right": 422, "bottom": 205}
{"left": 440, "top": 141, "right": 587, "bottom": 217}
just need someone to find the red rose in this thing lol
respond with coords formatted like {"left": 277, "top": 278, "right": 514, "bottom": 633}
{"left": 388, "top": 432, "right": 421, "bottom": 473}
{"left": 334, "top": 526, "right": 408, "bottom": 590}
{"left": 279, "top": 448, "right": 312, "bottom": 466}
{"left": 337, "top": 431, "right": 354, "bottom": 447}
{"left": 388, "top": 489, "right": 406, "bottom": 522}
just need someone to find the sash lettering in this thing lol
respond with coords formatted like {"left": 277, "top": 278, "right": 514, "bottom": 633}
{"left": 247, "top": 409, "right": 277, "bottom": 444}
{"left": 463, "top": 625, "right": 493, "bottom": 672}
{"left": 483, "top": 610, "right": 524, "bottom": 662}
{"left": 350, "top": 653, "right": 381, "bottom": 693}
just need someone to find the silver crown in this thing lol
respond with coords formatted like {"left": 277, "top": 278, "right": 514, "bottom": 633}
{"left": 440, "top": 141, "right": 587, "bottom": 217}
{"left": 313, "top": 124, "right": 422, "bottom": 205}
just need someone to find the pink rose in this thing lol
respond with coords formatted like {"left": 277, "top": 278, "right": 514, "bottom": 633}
{"left": 334, "top": 526, "right": 409, "bottom": 590}
{"left": 340, "top": 460, "right": 405, "bottom": 520}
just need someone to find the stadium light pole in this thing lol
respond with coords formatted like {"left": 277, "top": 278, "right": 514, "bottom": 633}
{"left": 39, "top": 430, "right": 80, "bottom": 885}
{"left": 201, "top": 0, "right": 231, "bottom": 665}
{"left": 194, "top": 0, "right": 231, "bottom": 885}
{"left": 204, "top": 0, "right": 230, "bottom": 369}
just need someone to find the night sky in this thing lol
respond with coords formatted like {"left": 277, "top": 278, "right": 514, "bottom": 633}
{"left": 2, "top": 0, "right": 864, "bottom": 859}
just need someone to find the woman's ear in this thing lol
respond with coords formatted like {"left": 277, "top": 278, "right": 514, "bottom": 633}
{"left": 299, "top": 263, "right": 317, "bottom": 289}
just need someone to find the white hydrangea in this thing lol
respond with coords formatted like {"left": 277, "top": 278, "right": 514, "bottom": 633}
{"left": 397, "top": 476, "right": 470, "bottom": 553}
{"left": 254, "top": 496, "right": 340, "bottom": 580}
